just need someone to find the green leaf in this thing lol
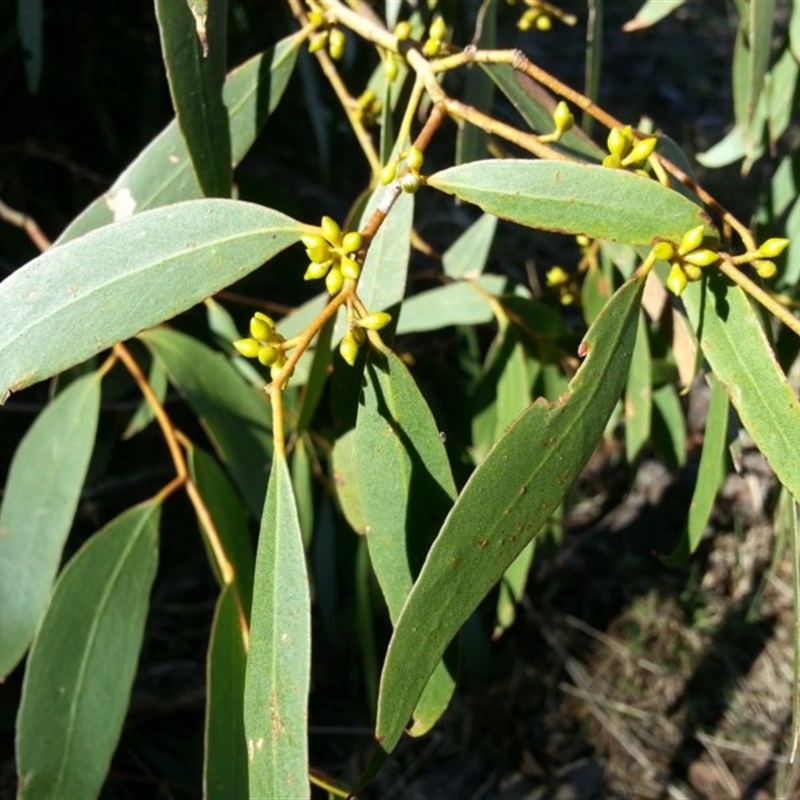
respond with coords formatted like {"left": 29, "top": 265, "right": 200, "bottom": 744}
{"left": 244, "top": 454, "right": 311, "bottom": 800}
{"left": 0, "top": 372, "right": 101, "bottom": 678}
{"left": 205, "top": 583, "right": 249, "bottom": 800}
{"left": 357, "top": 190, "right": 414, "bottom": 315}
{"left": 651, "top": 382, "right": 687, "bottom": 470}
{"left": 663, "top": 374, "right": 729, "bottom": 566}
{"left": 481, "top": 66, "right": 602, "bottom": 161}
{"left": 622, "top": 0, "right": 687, "bottom": 31}
{"left": 442, "top": 214, "right": 498, "bottom": 279}
{"left": 188, "top": 446, "right": 255, "bottom": 614}
{"left": 494, "top": 540, "right": 535, "bottom": 637}
{"left": 376, "top": 271, "right": 646, "bottom": 755}
{"left": 0, "top": 199, "right": 304, "bottom": 401}
{"left": 682, "top": 272, "right": 800, "bottom": 507}
{"left": 356, "top": 351, "right": 458, "bottom": 735}
{"left": 16, "top": 501, "right": 160, "bottom": 800}
{"left": 624, "top": 311, "right": 652, "bottom": 463}
{"left": 396, "top": 276, "right": 504, "bottom": 335}
{"left": 455, "top": 0, "right": 496, "bottom": 165}
{"left": 155, "top": 0, "right": 231, "bottom": 197}
{"left": 428, "top": 160, "right": 714, "bottom": 246}
{"left": 142, "top": 328, "right": 272, "bottom": 517}
{"left": 57, "top": 37, "right": 301, "bottom": 243}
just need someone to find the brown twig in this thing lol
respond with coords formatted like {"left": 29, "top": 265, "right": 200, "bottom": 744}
{"left": 0, "top": 197, "right": 51, "bottom": 251}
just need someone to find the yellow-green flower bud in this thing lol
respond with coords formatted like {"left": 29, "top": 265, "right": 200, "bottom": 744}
{"left": 385, "top": 58, "right": 399, "bottom": 81}
{"left": 623, "top": 137, "right": 657, "bottom": 165}
{"left": 682, "top": 248, "right": 718, "bottom": 267}
{"left": 308, "top": 31, "right": 328, "bottom": 54}
{"left": 305, "top": 243, "right": 330, "bottom": 263}
{"left": 553, "top": 101, "right": 573, "bottom": 134}
{"left": 666, "top": 263, "right": 687, "bottom": 296}
{"left": 517, "top": 9, "right": 537, "bottom": 31}
{"left": 754, "top": 259, "right": 777, "bottom": 279}
{"left": 326, "top": 266, "right": 344, "bottom": 294}
{"left": 679, "top": 225, "right": 705, "bottom": 255}
{"left": 400, "top": 172, "right": 421, "bottom": 193}
{"left": 304, "top": 260, "right": 332, "bottom": 281}
{"left": 380, "top": 162, "right": 397, "bottom": 184}
{"left": 546, "top": 266, "right": 569, "bottom": 287}
{"left": 607, "top": 127, "right": 630, "bottom": 159}
{"left": 234, "top": 338, "right": 260, "bottom": 358}
{"left": 339, "top": 331, "right": 360, "bottom": 366}
{"left": 328, "top": 27, "right": 346, "bottom": 60}
{"left": 250, "top": 313, "right": 275, "bottom": 341}
{"left": 536, "top": 13, "right": 552, "bottom": 31}
{"left": 759, "top": 237, "right": 789, "bottom": 258}
{"left": 422, "top": 37, "right": 440, "bottom": 57}
{"left": 682, "top": 263, "right": 703, "bottom": 282}
{"left": 429, "top": 15, "right": 446, "bottom": 41}
{"left": 308, "top": 9, "right": 325, "bottom": 28}
{"left": 341, "top": 231, "right": 363, "bottom": 254}
{"left": 394, "top": 21, "right": 412, "bottom": 41}
{"left": 340, "top": 255, "right": 361, "bottom": 280}
{"left": 257, "top": 345, "right": 280, "bottom": 366}
{"left": 321, "top": 215, "right": 342, "bottom": 246}
{"left": 602, "top": 154, "right": 621, "bottom": 169}
{"left": 652, "top": 241, "right": 675, "bottom": 261}
{"left": 357, "top": 311, "right": 392, "bottom": 330}
{"left": 301, "top": 233, "right": 327, "bottom": 250}
{"left": 406, "top": 145, "right": 424, "bottom": 172}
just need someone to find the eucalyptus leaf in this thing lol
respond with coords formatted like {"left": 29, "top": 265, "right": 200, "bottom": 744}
{"left": 244, "top": 454, "right": 310, "bottom": 800}
{"left": 16, "top": 501, "right": 160, "bottom": 800}
{"left": 0, "top": 372, "right": 101, "bottom": 678}
{"left": 155, "top": 0, "right": 231, "bottom": 197}
{"left": 376, "top": 272, "right": 646, "bottom": 755}
{"left": 0, "top": 199, "right": 304, "bottom": 401}
{"left": 428, "top": 160, "right": 714, "bottom": 246}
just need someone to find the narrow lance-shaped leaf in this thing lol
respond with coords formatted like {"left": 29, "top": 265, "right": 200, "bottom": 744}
{"left": 356, "top": 351, "right": 458, "bottom": 735}
{"left": 155, "top": 0, "right": 231, "bottom": 197}
{"left": 244, "top": 454, "right": 311, "bottom": 800}
{"left": 0, "top": 199, "right": 304, "bottom": 402}
{"left": 375, "top": 272, "right": 646, "bottom": 755}
{"left": 428, "top": 160, "right": 715, "bottom": 246}
{"left": 16, "top": 501, "right": 160, "bottom": 800}
{"left": 662, "top": 373, "right": 729, "bottom": 566}
{"left": 57, "top": 36, "right": 302, "bottom": 243}
{"left": 682, "top": 272, "right": 800, "bottom": 507}
{"left": 0, "top": 372, "right": 101, "bottom": 678}
{"left": 205, "top": 583, "right": 249, "bottom": 800}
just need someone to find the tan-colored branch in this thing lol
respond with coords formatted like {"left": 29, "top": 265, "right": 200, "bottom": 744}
{"left": 0, "top": 196, "right": 51, "bottom": 251}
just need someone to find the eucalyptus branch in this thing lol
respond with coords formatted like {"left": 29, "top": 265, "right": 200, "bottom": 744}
{"left": 718, "top": 258, "right": 800, "bottom": 339}
{"left": 288, "top": 0, "right": 381, "bottom": 177}
{"left": 0, "top": 196, "right": 51, "bottom": 251}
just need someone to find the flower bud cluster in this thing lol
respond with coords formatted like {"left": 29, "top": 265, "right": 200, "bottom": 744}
{"left": 380, "top": 145, "right": 425, "bottom": 193}
{"left": 306, "top": 1, "right": 346, "bottom": 60}
{"left": 354, "top": 89, "right": 381, "bottom": 127}
{"left": 603, "top": 126, "right": 657, "bottom": 171}
{"left": 233, "top": 312, "right": 288, "bottom": 380}
{"left": 339, "top": 311, "right": 393, "bottom": 366}
{"left": 507, "top": 0, "right": 577, "bottom": 31}
{"left": 422, "top": 15, "right": 446, "bottom": 57}
{"left": 750, "top": 237, "right": 789, "bottom": 279}
{"left": 653, "top": 225, "right": 719, "bottom": 296}
{"left": 302, "top": 216, "right": 364, "bottom": 295}
{"left": 546, "top": 265, "right": 577, "bottom": 305}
